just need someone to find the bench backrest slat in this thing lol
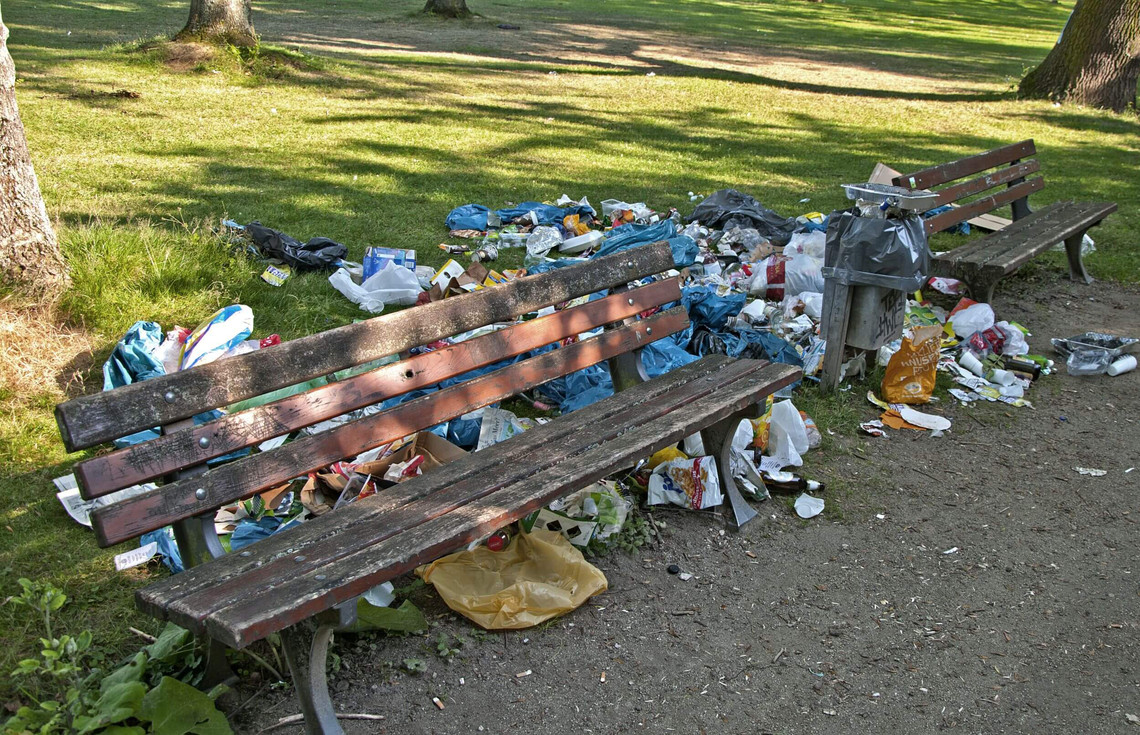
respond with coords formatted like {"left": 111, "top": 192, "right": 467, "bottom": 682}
{"left": 921, "top": 176, "right": 1044, "bottom": 235}
{"left": 56, "top": 244, "right": 675, "bottom": 452}
{"left": 90, "top": 306, "right": 690, "bottom": 547}
{"left": 74, "top": 278, "right": 682, "bottom": 498}
{"left": 895, "top": 139, "right": 1036, "bottom": 190}
{"left": 928, "top": 159, "right": 1040, "bottom": 210}
{"left": 892, "top": 139, "right": 1042, "bottom": 235}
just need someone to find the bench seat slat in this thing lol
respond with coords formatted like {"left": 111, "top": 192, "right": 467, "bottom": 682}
{"left": 55, "top": 243, "right": 675, "bottom": 451}
{"left": 75, "top": 278, "right": 682, "bottom": 498}
{"left": 204, "top": 360, "right": 802, "bottom": 649}
{"left": 155, "top": 358, "right": 767, "bottom": 629}
{"left": 930, "top": 201, "right": 1071, "bottom": 268}
{"left": 92, "top": 307, "right": 690, "bottom": 547}
{"left": 897, "top": 140, "right": 1036, "bottom": 190}
{"left": 944, "top": 201, "right": 1118, "bottom": 276}
{"left": 137, "top": 355, "right": 736, "bottom": 621}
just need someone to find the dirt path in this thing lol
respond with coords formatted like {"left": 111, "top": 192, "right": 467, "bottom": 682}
{"left": 253, "top": 12, "right": 1000, "bottom": 98}
{"left": 235, "top": 273, "right": 1139, "bottom": 734}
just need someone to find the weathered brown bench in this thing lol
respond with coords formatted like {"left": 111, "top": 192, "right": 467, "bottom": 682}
{"left": 893, "top": 139, "right": 1116, "bottom": 302}
{"left": 54, "top": 241, "right": 799, "bottom": 735}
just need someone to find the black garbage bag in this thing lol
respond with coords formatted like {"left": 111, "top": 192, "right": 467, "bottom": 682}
{"left": 687, "top": 189, "right": 797, "bottom": 246}
{"left": 245, "top": 222, "right": 348, "bottom": 270}
{"left": 822, "top": 209, "right": 929, "bottom": 291}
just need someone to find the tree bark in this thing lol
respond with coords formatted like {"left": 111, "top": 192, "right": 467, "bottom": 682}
{"left": 0, "top": 6, "right": 69, "bottom": 298}
{"left": 176, "top": 0, "right": 257, "bottom": 48}
{"left": 424, "top": 0, "right": 471, "bottom": 19}
{"left": 1019, "top": 0, "right": 1140, "bottom": 112}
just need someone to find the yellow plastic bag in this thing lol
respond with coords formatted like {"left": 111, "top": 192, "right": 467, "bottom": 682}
{"left": 417, "top": 530, "right": 607, "bottom": 630}
{"left": 881, "top": 324, "right": 942, "bottom": 404}
{"left": 645, "top": 446, "right": 687, "bottom": 470}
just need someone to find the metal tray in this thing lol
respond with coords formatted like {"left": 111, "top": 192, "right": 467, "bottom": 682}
{"left": 1050, "top": 332, "right": 1138, "bottom": 358}
{"left": 842, "top": 182, "right": 939, "bottom": 212}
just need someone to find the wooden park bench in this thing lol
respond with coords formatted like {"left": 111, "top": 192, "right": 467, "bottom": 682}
{"left": 893, "top": 139, "right": 1116, "bottom": 303}
{"left": 54, "top": 241, "right": 799, "bottom": 735}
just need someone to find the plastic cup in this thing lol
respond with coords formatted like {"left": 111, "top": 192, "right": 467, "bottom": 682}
{"left": 1107, "top": 355, "right": 1137, "bottom": 377}
{"left": 958, "top": 350, "right": 984, "bottom": 376}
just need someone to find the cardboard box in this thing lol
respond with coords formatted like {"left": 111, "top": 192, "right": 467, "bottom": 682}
{"left": 363, "top": 247, "right": 417, "bottom": 280}
{"left": 355, "top": 432, "right": 468, "bottom": 484}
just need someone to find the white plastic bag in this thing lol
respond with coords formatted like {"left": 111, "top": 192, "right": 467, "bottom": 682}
{"left": 948, "top": 302, "right": 995, "bottom": 340}
{"left": 730, "top": 420, "right": 767, "bottom": 499}
{"left": 801, "top": 292, "right": 823, "bottom": 319}
{"left": 181, "top": 305, "right": 254, "bottom": 370}
{"left": 783, "top": 254, "right": 825, "bottom": 299}
{"left": 995, "top": 321, "right": 1029, "bottom": 356}
{"left": 784, "top": 230, "right": 826, "bottom": 259}
{"left": 329, "top": 261, "right": 422, "bottom": 313}
{"left": 766, "top": 400, "right": 809, "bottom": 468}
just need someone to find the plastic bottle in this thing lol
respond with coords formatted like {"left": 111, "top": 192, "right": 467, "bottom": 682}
{"left": 1107, "top": 355, "right": 1137, "bottom": 377}
{"left": 724, "top": 314, "right": 754, "bottom": 331}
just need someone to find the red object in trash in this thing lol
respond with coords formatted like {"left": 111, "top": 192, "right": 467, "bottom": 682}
{"left": 486, "top": 530, "right": 510, "bottom": 551}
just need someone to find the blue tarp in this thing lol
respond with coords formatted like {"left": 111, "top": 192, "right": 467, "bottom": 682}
{"left": 495, "top": 201, "right": 595, "bottom": 226}
{"left": 445, "top": 204, "right": 492, "bottom": 232}
{"left": 589, "top": 220, "right": 697, "bottom": 268}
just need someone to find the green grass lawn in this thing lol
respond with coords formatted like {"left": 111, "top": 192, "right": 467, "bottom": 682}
{"left": 2, "top": 0, "right": 1137, "bottom": 700}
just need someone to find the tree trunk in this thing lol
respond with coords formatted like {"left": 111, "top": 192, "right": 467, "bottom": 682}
{"left": 1019, "top": 0, "right": 1140, "bottom": 112}
{"left": 424, "top": 0, "right": 471, "bottom": 19}
{"left": 176, "top": 0, "right": 257, "bottom": 48}
{"left": 0, "top": 7, "right": 69, "bottom": 298}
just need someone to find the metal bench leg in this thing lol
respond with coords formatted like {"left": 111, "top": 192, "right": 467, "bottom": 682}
{"left": 172, "top": 509, "right": 236, "bottom": 689}
{"left": 966, "top": 276, "right": 999, "bottom": 305}
{"left": 1064, "top": 229, "right": 1094, "bottom": 285}
{"left": 281, "top": 620, "right": 344, "bottom": 735}
{"left": 701, "top": 407, "right": 764, "bottom": 531}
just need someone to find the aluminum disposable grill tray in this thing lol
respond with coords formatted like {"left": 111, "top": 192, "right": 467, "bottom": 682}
{"left": 1050, "top": 332, "right": 1138, "bottom": 359}
{"left": 841, "top": 182, "right": 940, "bottom": 213}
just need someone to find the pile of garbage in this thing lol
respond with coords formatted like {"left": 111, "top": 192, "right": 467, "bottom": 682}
{"left": 58, "top": 187, "right": 1135, "bottom": 633}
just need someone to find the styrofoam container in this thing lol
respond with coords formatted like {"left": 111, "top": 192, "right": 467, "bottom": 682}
{"left": 559, "top": 230, "right": 605, "bottom": 254}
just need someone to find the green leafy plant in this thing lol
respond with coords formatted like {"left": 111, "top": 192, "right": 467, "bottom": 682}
{"left": 3, "top": 578, "right": 231, "bottom": 735}
{"left": 402, "top": 658, "right": 427, "bottom": 674}
{"left": 434, "top": 633, "right": 464, "bottom": 660}
{"left": 608, "top": 507, "right": 657, "bottom": 554}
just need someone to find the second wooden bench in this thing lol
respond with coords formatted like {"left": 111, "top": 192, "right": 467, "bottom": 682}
{"left": 894, "top": 139, "right": 1116, "bottom": 302}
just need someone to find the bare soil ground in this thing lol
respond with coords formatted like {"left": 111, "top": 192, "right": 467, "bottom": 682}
{"left": 211, "top": 15, "right": 1140, "bottom": 734}
{"left": 234, "top": 271, "right": 1139, "bottom": 734}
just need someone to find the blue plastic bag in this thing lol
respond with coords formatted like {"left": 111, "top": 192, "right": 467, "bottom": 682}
{"left": 103, "top": 321, "right": 166, "bottom": 391}
{"left": 445, "top": 204, "right": 492, "bottom": 232}
{"left": 682, "top": 286, "right": 746, "bottom": 330}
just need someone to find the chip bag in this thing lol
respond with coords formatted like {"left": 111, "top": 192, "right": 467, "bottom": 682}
{"left": 749, "top": 395, "right": 776, "bottom": 450}
{"left": 647, "top": 456, "right": 723, "bottom": 510}
{"left": 881, "top": 324, "right": 942, "bottom": 404}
